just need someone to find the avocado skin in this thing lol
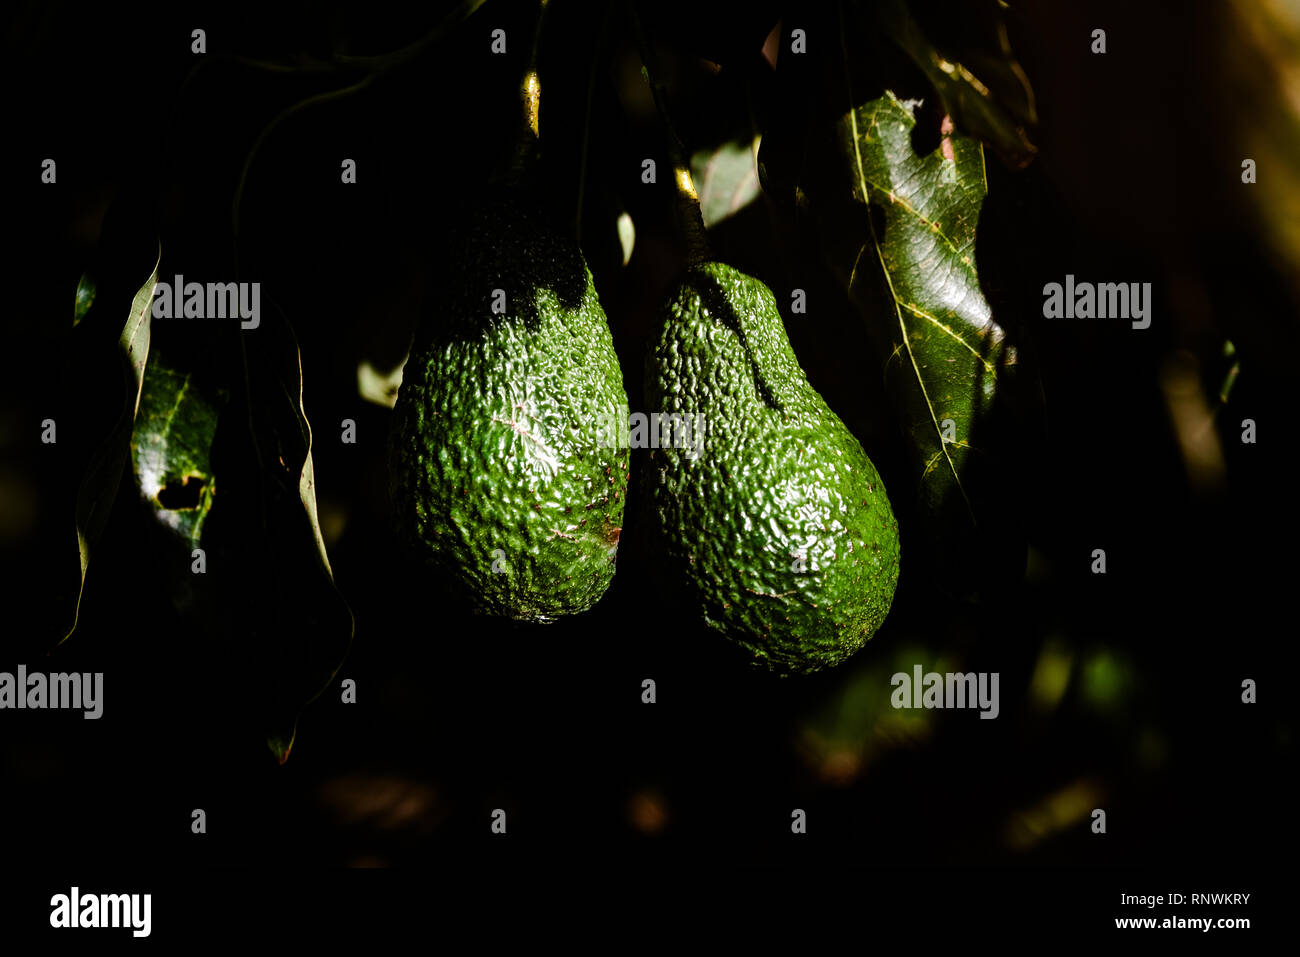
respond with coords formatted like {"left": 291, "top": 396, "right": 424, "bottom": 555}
{"left": 389, "top": 190, "right": 629, "bottom": 622}
{"left": 645, "top": 262, "right": 900, "bottom": 674}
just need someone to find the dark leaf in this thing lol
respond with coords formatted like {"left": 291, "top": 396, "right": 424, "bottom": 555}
{"left": 871, "top": 0, "right": 1037, "bottom": 168}
{"left": 207, "top": 302, "right": 353, "bottom": 763}
{"left": 637, "top": 0, "right": 781, "bottom": 70}
{"left": 54, "top": 232, "right": 160, "bottom": 646}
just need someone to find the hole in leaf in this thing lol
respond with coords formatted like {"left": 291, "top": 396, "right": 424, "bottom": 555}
{"left": 157, "top": 475, "right": 206, "bottom": 510}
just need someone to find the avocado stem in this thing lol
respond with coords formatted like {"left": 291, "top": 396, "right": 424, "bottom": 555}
{"left": 522, "top": 0, "right": 548, "bottom": 138}
{"left": 501, "top": 0, "right": 551, "bottom": 183}
{"left": 629, "top": 0, "right": 712, "bottom": 266}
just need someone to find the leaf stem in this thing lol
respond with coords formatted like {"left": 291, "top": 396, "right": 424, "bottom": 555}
{"left": 230, "top": 0, "right": 486, "bottom": 238}
{"left": 629, "top": 0, "right": 711, "bottom": 265}
{"left": 232, "top": 76, "right": 374, "bottom": 239}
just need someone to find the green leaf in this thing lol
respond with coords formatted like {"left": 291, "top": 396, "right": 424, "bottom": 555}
{"left": 130, "top": 348, "right": 222, "bottom": 547}
{"left": 73, "top": 273, "right": 96, "bottom": 326}
{"left": 872, "top": 0, "right": 1037, "bottom": 168}
{"left": 691, "top": 138, "right": 761, "bottom": 229}
{"left": 816, "top": 91, "right": 1021, "bottom": 600}
{"left": 59, "top": 242, "right": 160, "bottom": 644}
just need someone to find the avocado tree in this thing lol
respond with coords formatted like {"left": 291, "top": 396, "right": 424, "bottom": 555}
{"left": 7, "top": 0, "right": 1290, "bottom": 880}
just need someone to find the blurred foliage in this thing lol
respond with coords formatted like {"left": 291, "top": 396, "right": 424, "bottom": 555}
{"left": 797, "top": 643, "right": 944, "bottom": 786}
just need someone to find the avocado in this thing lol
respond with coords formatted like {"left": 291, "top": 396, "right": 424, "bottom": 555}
{"left": 389, "top": 189, "right": 630, "bottom": 622}
{"left": 644, "top": 262, "right": 900, "bottom": 674}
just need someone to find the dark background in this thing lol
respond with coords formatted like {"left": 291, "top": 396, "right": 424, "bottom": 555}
{"left": 0, "top": 0, "right": 1292, "bottom": 914}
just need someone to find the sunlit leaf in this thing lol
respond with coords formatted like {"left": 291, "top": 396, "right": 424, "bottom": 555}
{"left": 691, "top": 137, "right": 761, "bottom": 229}
{"left": 811, "top": 91, "right": 1022, "bottom": 600}
{"left": 616, "top": 211, "right": 635, "bottom": 266}
{"left": 357, "top": 357, "right": 405, "bottom": 409}
{"left": 130, "top": 348, "right": 222, "bottom": 546}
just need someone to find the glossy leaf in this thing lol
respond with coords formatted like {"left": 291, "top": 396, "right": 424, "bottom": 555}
{"left": 817, "top": 91, "right": 1020, "bottom": 600}
{"left": 130, "top": 348, "right": 222, "bottom": 546}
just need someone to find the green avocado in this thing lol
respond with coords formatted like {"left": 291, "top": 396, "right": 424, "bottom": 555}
{"left": 644, "top": 262, "right": 900, "bottom": 674}
{"left": 389, "top": 190, "right": 630, "bottom": 622}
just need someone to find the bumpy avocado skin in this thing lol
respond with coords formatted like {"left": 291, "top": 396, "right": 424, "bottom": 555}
{"left": 645, "top": 262, "right": 900, "bottom": 674}
{"left": 389, "top": 192, "right": 629, "bottom": 622}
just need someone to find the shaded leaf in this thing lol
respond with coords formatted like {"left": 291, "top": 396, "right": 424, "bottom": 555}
{"left": 56, "top": 237, "right": 160, "bottom": 645}
{"left": 207, "top": 301, "right": 353, "bottom": 763}
{"left": 690, "top": 137, "right": 761, "bottom": 229}
{"left": 637, "top": 0, "right": 781, "bottom": 72}
{"left": 871, "top": 0, "right": 1037, "bottom": 168}
{"left": 73, "top": 273, "right": 96, "bottom": 326}
{"left": 130, "top": 348, "right": 223, "bottom": 547}
{"left": 810, "top": 91, "right": 1022, "bottom": 600}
